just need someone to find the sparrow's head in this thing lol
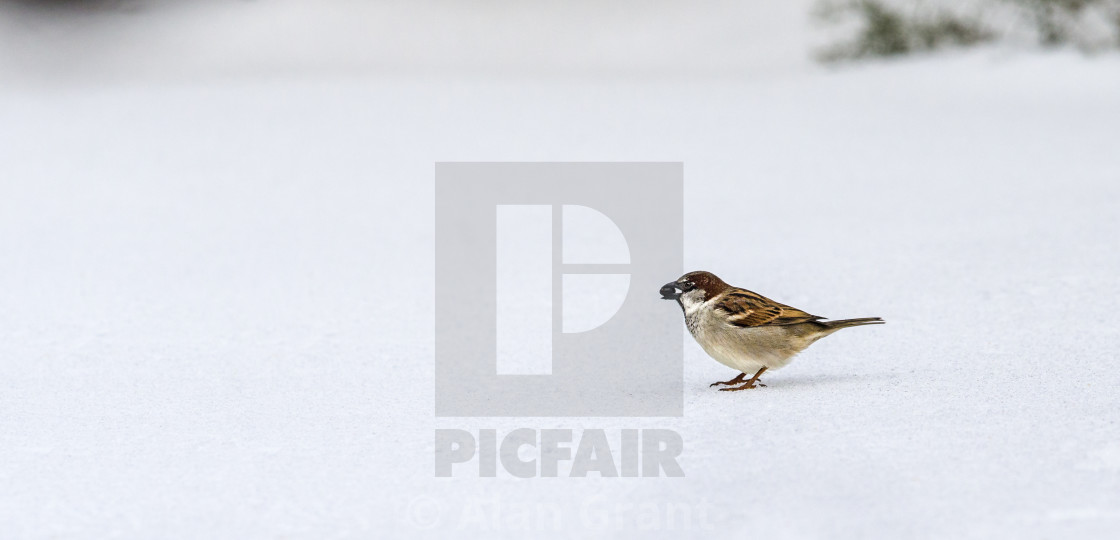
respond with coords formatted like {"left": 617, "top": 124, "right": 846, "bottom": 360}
{"left": 660, "top": 271, "right": 731, "bottom": 308}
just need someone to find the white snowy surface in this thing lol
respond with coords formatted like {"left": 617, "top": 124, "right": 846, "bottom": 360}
{"left": 2, "top": 7, "right": 1120, "bottom": 536}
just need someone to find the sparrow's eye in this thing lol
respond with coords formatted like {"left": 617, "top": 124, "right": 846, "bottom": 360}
{"left": 680, "top": 281, "right": 694, "bottom": 291}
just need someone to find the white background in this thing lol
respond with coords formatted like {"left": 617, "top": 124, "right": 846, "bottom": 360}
{"left": 2, "top": 1, "right": 1119, "bottom": 538}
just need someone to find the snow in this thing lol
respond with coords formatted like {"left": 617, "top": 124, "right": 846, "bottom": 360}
{"left": 2, "top": 3, "right": 1120, "bottom": 539}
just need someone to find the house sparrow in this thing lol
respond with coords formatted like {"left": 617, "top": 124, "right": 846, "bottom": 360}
{"left": 660, "top": 271, "right": 883, "bottom": 391}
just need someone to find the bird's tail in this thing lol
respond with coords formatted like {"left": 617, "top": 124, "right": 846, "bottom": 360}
{"left": 821, "top": 317, "right": 884, "bottom": 330}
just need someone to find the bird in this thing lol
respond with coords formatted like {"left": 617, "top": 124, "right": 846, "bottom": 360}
{"left": 660, "top": 271, "right": 883, "bottom": 391}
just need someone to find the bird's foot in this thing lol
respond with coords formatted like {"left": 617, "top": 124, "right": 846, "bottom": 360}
{"left": 709, "top": 373, "right": 747, "bottom": 387}
{"left": 719, "top": 381, "right": 766, "bottom": 391}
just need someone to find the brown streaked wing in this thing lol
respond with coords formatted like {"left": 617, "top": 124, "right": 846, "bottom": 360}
{"left": 715, "top": 289, "right": 824, "bottom": 327}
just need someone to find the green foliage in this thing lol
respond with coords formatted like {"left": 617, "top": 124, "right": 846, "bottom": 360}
{"left": 913, "top": 12, "right": 996, "bottom": 49}
{"left": 848, "top": 0, "right": 912, "bottom": 56}
{"left": 1011, "top": 0, "right": 1110, "bottom": 45}
{"left": 817, "top": 0, "right": 1120, "bottom": 61}
{"left": 817, "top": 1, "right": 994, "bottom": 61}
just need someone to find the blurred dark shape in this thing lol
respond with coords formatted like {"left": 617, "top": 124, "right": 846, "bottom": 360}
{"left": 815, "top": 1, "right": 995, "bottom": 61}
{"left": 1013, "top": 0, "right": 1119, "bottom": 45}
{"left": 1, "top": 0, "right": 146, "bottom": 14}
{"left": 819, "top": 0, "right": 912, "bottom": 58}
{"left": 815, "top": 0, "right": 1120, "bottom": 61}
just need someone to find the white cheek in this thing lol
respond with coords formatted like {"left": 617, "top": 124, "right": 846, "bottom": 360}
{"left": 679, "top": 290, "right": 708, "bottom": 314}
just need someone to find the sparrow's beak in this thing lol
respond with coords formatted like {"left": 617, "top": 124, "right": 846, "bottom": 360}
{"left": 659, "top": 282, "right": 681, "bottom": 300}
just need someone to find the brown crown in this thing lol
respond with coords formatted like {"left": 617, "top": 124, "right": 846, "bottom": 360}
{"left": 680, "top": 270, "right": 731, "bottom": 297}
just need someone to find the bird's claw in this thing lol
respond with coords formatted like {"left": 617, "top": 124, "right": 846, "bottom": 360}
{"left": 719, "top": 382, "right": 766, "bottom": 391}
{"left": 709, "top": 375, "right": 747, "bottom": 387}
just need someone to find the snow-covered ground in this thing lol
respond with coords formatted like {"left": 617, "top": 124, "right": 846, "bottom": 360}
{"left": 2, "top": 3, "right": 1120, "bottom": 539}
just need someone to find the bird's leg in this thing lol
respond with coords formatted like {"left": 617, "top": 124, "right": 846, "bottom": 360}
{"left": 720, "top": 367, "right": 768, "bottom": 391}
{"left": 709, "top": 372, "right": 747, "bottom": 388}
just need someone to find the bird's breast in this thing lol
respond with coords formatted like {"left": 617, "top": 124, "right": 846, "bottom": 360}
{"left": 685, "top": 307, "right": 809, "bottom": 371}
